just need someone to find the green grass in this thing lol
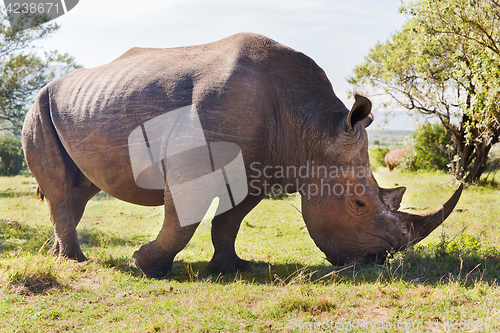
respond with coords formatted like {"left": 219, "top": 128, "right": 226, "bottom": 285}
{"left": 1, "top": 173, "right": 500, "bottom": 332}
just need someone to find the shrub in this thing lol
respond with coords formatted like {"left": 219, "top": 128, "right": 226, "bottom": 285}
{"left": 402, "top": 123, "right": 453, "bottom": 171}
{"left": 266, "top": 187, "right": 289, "bottom": 200}
{"left": 369, "top": 147, "right": 389, "bottom": 170}
{"left": 0, "top": 137, "right": 26, "bottom": 176}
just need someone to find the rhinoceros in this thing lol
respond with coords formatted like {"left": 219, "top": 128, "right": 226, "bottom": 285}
{"left": 385, "top": 149, "right": 407, "bottom": 171}
{"left": 22, "top": 33, "right": 462, "bottom": 277}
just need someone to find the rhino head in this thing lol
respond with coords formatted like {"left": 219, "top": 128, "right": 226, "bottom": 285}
{"left": 300, "top": 95, "right": 463, "bottom": 265}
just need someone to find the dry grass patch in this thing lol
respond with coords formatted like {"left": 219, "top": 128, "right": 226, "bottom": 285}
{"left": 0, "top": 252, "right": 68, "bottom": 295}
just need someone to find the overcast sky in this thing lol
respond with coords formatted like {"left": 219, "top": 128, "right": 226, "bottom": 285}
{"left": 32, "top": 0, "right": 413, "bottom": 129}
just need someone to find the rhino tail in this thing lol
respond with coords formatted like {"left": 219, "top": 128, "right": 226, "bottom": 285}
{"left": 23, "top": 85, "right": 68, "bottom": 207}
{"left": 36, "top": 187, "right": 44, "bottom": 205}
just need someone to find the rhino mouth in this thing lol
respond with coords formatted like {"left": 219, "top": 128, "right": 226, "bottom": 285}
{"left": 362, "top": 251, "right": 388, "bottom": 265}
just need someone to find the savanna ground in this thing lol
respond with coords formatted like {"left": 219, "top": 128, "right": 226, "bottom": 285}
{"left": 1, "top": 168, "right": 500, "bottom": 332}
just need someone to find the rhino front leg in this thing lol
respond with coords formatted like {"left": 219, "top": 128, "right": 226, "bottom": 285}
{"left": 133, "top": 194, "right": 200, "bottom": 278}
{"left": 207, "top": 194, "right": 263, "bottom": 274}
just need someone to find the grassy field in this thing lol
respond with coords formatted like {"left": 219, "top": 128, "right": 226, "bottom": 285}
{"left": 367, "top": 129, "right": 412, "bottom": 150}
{"left": 1, "top": 170, "right": 500, "bottom": 332}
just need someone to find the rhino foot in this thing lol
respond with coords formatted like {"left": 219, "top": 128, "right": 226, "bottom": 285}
{"left": 60, "top": 251, "right": 87, "bottom": 262}
{"left": 48, "top": 239, "right": 60, "bottom": 256}
{"left": 132, "top": 241, "right": 173, "bottom": 278}
{"left": 206, "top": 253, "right": 252, "bottom": 274}
{"left": 49, "top": 239, "right": 87, "bottom": 262}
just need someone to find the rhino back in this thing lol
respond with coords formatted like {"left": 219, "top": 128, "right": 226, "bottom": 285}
{"left": 42, "top": 33, "right": 342, "bottom": 200}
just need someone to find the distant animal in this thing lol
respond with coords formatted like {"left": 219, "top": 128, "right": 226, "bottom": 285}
{"left": 385, "top": 149, "right": 407, "bottom": 171}
{"left": 22, "top": 33, "right": 462, "bottom": 278}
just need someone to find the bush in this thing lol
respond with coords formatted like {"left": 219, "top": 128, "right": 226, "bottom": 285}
{"left": 402, "top": 123, "right": 453, "bottom": 171}
{"left": 0, "top": 137, "right": 26, "bottom": 176}
{"left": 369, "top": 147, "right": 389, "bottom": 170}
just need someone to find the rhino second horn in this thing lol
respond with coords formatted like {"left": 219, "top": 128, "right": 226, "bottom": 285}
{"left": 380, "top": 186, "right": 406, "bottom": 211}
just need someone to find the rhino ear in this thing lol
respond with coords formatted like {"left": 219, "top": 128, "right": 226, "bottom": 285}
{"left": 347, "top": 94, "right": 373, "bottom": 130}
{"left": 380, "top": 186, "right": 406, "bottom": 211}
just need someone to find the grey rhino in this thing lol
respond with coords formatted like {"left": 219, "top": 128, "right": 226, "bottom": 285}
{"left": 22, "top": 33, "right": 462, "bottom": 277}
{"left": 385, "top": 149, "right": 407, "bottom": 171}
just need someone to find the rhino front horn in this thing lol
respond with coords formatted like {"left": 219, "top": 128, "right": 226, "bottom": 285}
{"left": 399, "top": 183, "right": 463, "bottom": 247}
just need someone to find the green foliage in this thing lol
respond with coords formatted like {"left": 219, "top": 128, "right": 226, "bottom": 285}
{"left": 348, "top": 0, "right": 500, "bottom": 182}
{"left": 265, "top": 187, "right": 289, "bottom": 200}
{"left": 437, "top": 233, "right": 499, "bottom": 260}
{"left": 394, "top": 232, "right": 500, "bottom": 285}
{"left": 401, "top": 232, "right": 500, "bottom": 278}
{"left": 0, "top": 9, "right": 80, "bottom": 134}
{"left": 0, "top": 137, "right": 25, "bottom": 176}
{"left": 369, "top": 147, "right": 389, "bottom": 170}
{"left": 402, "top": 123, "right": 453, "bottom": 171}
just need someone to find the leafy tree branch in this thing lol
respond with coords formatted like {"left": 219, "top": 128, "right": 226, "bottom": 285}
{"left": 0, "top": 8, "right": 80, "bottom": 134}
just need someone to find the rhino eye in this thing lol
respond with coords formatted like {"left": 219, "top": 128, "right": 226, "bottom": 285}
{"left": 355, "top": 200, "right": 365, "bottom": 208}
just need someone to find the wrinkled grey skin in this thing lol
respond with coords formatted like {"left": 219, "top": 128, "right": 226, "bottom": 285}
{"left": 22, "top": 33, "right": 462, "bottom": 277}
{"left": 385, "top": 149, "right": 407, "bottom": 171}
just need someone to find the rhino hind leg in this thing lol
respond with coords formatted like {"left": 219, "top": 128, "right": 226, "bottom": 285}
{"left": 47, "top": 175, "right": 101, "bottom": 258}
{"left": 32, "top": 168, "right": 99, "bottom": 261}
{"left": 38, "top": 165, "right": 100, "bottom": 261}
{"left": 23, "top": 92, "right": 101, "bottom": 261}
{"left": 206, "top": 194, "right": 263, "bottom": 274}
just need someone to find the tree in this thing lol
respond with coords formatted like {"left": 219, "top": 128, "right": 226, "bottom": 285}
{"left": 1, "top": 8, "right": 79, "bottom": 135}
{"left": 369, "top": 147, "right": 389, "bottom": 171}
{"left": 348, "top": 0, "right": 500, "bottom": 183}
{"left": 0, "top": 137, "right": 25, "bottom": 176}
{"left": 402, "top": 123, "right": 454, "bottom": 171}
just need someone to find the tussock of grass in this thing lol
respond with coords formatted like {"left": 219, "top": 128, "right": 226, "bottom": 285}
{"left": 0, "top": 253, "right": 68, "bottom": 294}
{"left": 0, "top": 219, "right": 53, "bottom": 253}
{"left": 263, "top": 293, "right": 337, "bottom": 317}
{"left": 95, "top": 254, "right": 138, "bottom": 274}
{"left": 387, "top": 233, "right": 500, "bottom": 284}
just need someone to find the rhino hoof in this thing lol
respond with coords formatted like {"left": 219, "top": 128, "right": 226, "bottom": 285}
{"left": 57, "top": 251, "right": 87, "bottom": 262}
{"left": 132, "top": 245, "right": 173, "bottom": 279}
{"left": 48, "top": 239, "right": 87, "bottom": 262}
{"left": 48, "top": 242, "right": 59, "bottom": 256}
{"left": 206, "top": 256, "right": 253, "bottom": 274}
